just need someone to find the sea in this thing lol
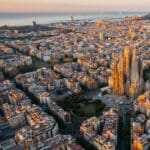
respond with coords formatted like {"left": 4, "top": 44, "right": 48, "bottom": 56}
{"left": 0, "top": 12, "right": 148, "bottom": 26}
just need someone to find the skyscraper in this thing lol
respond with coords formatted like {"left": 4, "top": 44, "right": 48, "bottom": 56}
{"left": 109, "top": 47, "right": 143, "bottom": 98}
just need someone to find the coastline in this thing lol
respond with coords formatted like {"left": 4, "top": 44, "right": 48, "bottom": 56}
{"left": 0, "top": 11, "right": 148, "bottom": 27}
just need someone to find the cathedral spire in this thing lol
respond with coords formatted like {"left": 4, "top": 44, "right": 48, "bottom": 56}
{"left": 131, "top": 48, "right": 139, "bottom": 84}
{"left": 109, "top": 46, "right": 143, "bottom": 98}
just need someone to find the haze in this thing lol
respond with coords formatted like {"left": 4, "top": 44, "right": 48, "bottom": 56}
{"left": 0, "top": 0, "right": 149, "bottom": 12}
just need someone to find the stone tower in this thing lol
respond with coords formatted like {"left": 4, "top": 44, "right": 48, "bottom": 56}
{"left": 109, "top": 47, "right": 143, "bottom": 98}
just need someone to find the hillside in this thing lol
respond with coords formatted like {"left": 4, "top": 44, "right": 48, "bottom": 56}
{"left": 142, "top": 13, "right": 150, "bottom": 20}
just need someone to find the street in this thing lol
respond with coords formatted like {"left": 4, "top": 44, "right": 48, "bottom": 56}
{"left": 84, "top": 90, "right": 133, "bottom": 150}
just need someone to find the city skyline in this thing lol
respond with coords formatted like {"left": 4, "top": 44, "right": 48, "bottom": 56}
{"left": 0, "top": 0, "right": 150, "bottom": 13}
{"left": 0, "top": 1, "right": 149, "bottom": 150}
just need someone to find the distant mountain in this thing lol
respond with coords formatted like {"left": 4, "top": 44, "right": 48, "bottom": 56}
{"left": 142, "top": 13, "right": 150, "bottom": 20}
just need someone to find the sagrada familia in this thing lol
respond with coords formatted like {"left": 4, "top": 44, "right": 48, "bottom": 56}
{"left": 109, "top": 47, "right": 144, "bottom": 98}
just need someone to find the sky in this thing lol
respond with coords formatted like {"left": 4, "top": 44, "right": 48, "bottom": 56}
{"left": 0, "top": 0, "right": 149, "bottom": 13}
